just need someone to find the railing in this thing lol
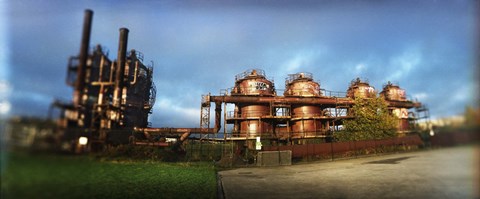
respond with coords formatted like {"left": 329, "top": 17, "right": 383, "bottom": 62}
{"left": 321, "top": 89, "right": 347, "bottom": 98}
{"left": 284, "top": 88, "right": 322, "bottom": 97}
{"left": 324, "top": 108, "right": 349, "bottom": 117}
{"left": 92, "top": 45, "right": 110, "bottom": 57}
{"left": 220, "top": 88, "right": 231, "bottom": 96}
{"left": 235, "top": 68, "right": 266, "bottom": 81}
{"left": 66, "top": 56, "right": 80, "bottom": 86}
{"left": 133, "top": 50, "right": 144, "bottom": 61}
{"left": 148, "top": 82, "right": 156, "bottom": 109}
{"left": 285, "top": 72, "right": 314, "bottom": 85}
{"left": 218, "top": 87, "right": 350, "bottom": 98}
{"left": 226, "top": 110, "right": 271, "bottom": 119}
{"left": 226, "top": 110, "right": 346, "bottom": 119}
{"left": 230, "top": 86, "right": 276, "bottom": 96}
{"left": 201, "top": 94, "right": 211, "bottom": 107}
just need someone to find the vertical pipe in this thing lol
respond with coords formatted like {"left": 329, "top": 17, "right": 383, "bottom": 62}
{"left": 74, "top": 9, "right": 93, "bottom": 106}
{"left": 223, "top": 102, "right": 227, "bottom": 141}
{"left": 215, "top": 102, "right": 222, "bottom": 132}
{"left": 113, "top": 28, "right": 129, "bottom": 107}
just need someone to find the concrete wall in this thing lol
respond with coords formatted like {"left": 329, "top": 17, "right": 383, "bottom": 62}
{"left": 256, "top": 150, "right": 292, "bottom": 166}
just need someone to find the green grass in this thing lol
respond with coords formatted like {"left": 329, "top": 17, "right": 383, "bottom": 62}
{"left": 0, "top": 152, "right": 217, "bottom": 199}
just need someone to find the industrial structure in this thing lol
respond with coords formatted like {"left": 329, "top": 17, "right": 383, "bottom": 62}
{"left": 51, "top": 9, "right": 429, "bottom": 153}
{"left": 201, "top": 70, "right": 428, "bottom": 148}
{"left": 51, "top": 10, "right": 212, "bottom": 151}
{"left": 51, "top": 10, "right": 156, "bottom": 149}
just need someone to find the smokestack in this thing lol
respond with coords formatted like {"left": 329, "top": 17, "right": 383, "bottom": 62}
{"left": 113, "top": 28, "right": 129, "bottom": 107}
{"left": 74, "top": 9, "right": 93, "bottom": 106}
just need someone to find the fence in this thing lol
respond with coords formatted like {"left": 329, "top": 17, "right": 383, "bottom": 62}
{"left": 184, "top": 141, "right": 236, "bottom": 161}
{"left": 183, "top": 135, "right": 424, "bottom": 164}
{"left": 430, "top": 130, "right": 479, "bottom": 147}
{"left": 263, "top": 134, "right": 423, "bottom": 160}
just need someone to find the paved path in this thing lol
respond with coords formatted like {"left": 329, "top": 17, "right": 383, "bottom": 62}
{"left": 218, "top": 146, "right": 479, "bottom": 199}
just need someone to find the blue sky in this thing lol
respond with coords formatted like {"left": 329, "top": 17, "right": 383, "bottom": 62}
{"left": 1, "top": 0, "right": 478, "bottom": 127}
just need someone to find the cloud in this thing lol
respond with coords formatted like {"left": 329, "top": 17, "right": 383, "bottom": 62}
{"left": 0, "top": 100, "right": 11, "bottom": 116}
{"left": 451, "top": 84, "right": 471, "bottom": 103}
{"left": 8, "top": 90, "right": 52, "bottom": 117}
{"left": 281, "top": 48, "right": 326, "bottom": 74}
{"left": 354, "top": 63, "right": 367, "bottom": 75}
{"left": 0, "top": 81, "right": 10, "bottom": 117}
{"left": 154, "top": 98, "right": 200, "bottom": 127}
{"left": 10, "top": 90, "right": 52, "bottom": 105}
{"left": 0, "top": 80, "right": 11, "bottom": 98}
{"left": 412, "top": 92, "right": 428, "bottom": 101}
{"left": 386, "top": 45, "right": 422, "bottom": 81}
{"left": 5, "top": 0, "right": 477, "bottom": 124}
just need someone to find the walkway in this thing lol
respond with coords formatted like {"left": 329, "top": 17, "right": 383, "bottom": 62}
{"left": 218, "top": 146, "right": 479, "bottom": 199}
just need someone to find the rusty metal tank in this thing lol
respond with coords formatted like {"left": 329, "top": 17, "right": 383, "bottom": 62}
{"left": 284, "top": 72, "right": 324, "bottom": 138}
{"left": 232, "top": 69, "right": 275, "bottom": 138}
{"left": 380, "top": 81, "right": 407, "bottom": 101}
{"left": 392, "top": 108, "right": 410, "bottom": 131}
{"left": 381, "top": 82, "right": 410, "bottom": 132}
{"left": 284, "top": 72, "right": 321, "bottom": 97}
{"left": 346, "top": 78, "right": 376, "bottom": 98}
{"left": 231, "top": 69, "right": 275, "bottom": 96}
{"left": 290, "top": 106, "right": 324, "bottom": 138}
{"left": 238, "top": 105, "right": 273, "bottom": 138}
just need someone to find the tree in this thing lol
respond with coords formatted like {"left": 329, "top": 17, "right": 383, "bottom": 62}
{"left": 464, "top": 105, "right": 480, "bottom": 127}
{"left": 336, "top": 96, "right": 398, "bottom": 141}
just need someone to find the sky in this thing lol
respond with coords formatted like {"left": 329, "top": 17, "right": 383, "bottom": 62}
{"left": 1, "top": 0, "right": 478, "bottom": 128}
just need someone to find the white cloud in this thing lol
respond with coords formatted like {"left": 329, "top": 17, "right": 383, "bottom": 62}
{"left": 0, "top": 100, "right": 10, "bottom": 116}
{"left": 412, "top": 92, "right": 428, "bottom": 101}
{"left": 354, "top": 63, "right": 367, "bottom": 75}
{"left": 156, "top": 98, "right": 200, "bottom": 126}
{"left": 0, "top": 80, "right": 11, "bottom": 98}
{"left": 386, "top": 46, "right": 422, "bottom": 81}
{"left": 6, "top": 1, "right": 476, "bottom": 121}
{"left": 281, "top": 48, "right": 325, "bottom": 74}
{"left": 451, "top": 84, "right": 471, "bottom": 103}
{"left": 0, "top": 81, "right": 10, "bottom": 117}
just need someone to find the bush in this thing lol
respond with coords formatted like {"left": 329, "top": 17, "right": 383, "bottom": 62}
{"left": 337, "top": 96, "right": 397, "bottom": 141}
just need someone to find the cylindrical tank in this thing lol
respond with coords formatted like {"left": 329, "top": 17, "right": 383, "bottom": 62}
{"left": 284, "top": 72, "right": 321, "bottom": 97}
{"left": 232, "top": 69, "right": 275, "bottom": 138}
{"left": 380, "top": 81, "right": 406, "bottom": 101}
{"left": 381, "top": 82, "right": 409, "bottom": 131}
{"left": 392, "top": 108, "right": 410, "bottom": 131}
{"left": 240, "top": 105, "right": 269, "bottom": 117}
{"left": 346, "top": 78, "right": 376, "bottom": 98}
{"left": 284, "top": 72, "right": 323, "bottom": 138}
{"left": 238, "top": 105, "right": 272, "bottom": 138}
{"left": 291, "top": 106, "right": 324, "bottom": 138}
{"left": 232, "top": 69, "right": 275, "bottom": 96}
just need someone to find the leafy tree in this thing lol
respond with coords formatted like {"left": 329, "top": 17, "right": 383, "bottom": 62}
{"left": 464, "top": 105, "right": 480, "bottom": 127}
{"left": 336, "top": 96, "right": 398, "bottom": 141}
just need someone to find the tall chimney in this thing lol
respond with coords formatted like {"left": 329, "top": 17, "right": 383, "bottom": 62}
{"left": 73, "top": 9, "right": 93, "bottom": 106}
{"left": 113, "top": 28, "right": 129, "bottom": 107}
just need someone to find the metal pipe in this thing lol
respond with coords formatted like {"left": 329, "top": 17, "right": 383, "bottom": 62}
{"left": 214, "top": 102, "right": 222, "bottom": 132}
{"left": 109, "top": 62, "right": 114, "bottom": 83}
{"left": 130, "top": 60, "right": 138, "bottom": 85}
{"left": 74, "top": 9, "right": 93, "bottom": 106}
{"left": 135, "top": 127, "right": 214, "bottom": 134}
{"left": 210, "top": 95, "right": 354, "bottom": 106}
{"left": 113, "top": 28, "right": 129, "bottom": 107}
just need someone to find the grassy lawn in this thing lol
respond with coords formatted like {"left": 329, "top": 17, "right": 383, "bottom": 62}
{"left": 0, "top": 152, "right": 217, "bottom": 199}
